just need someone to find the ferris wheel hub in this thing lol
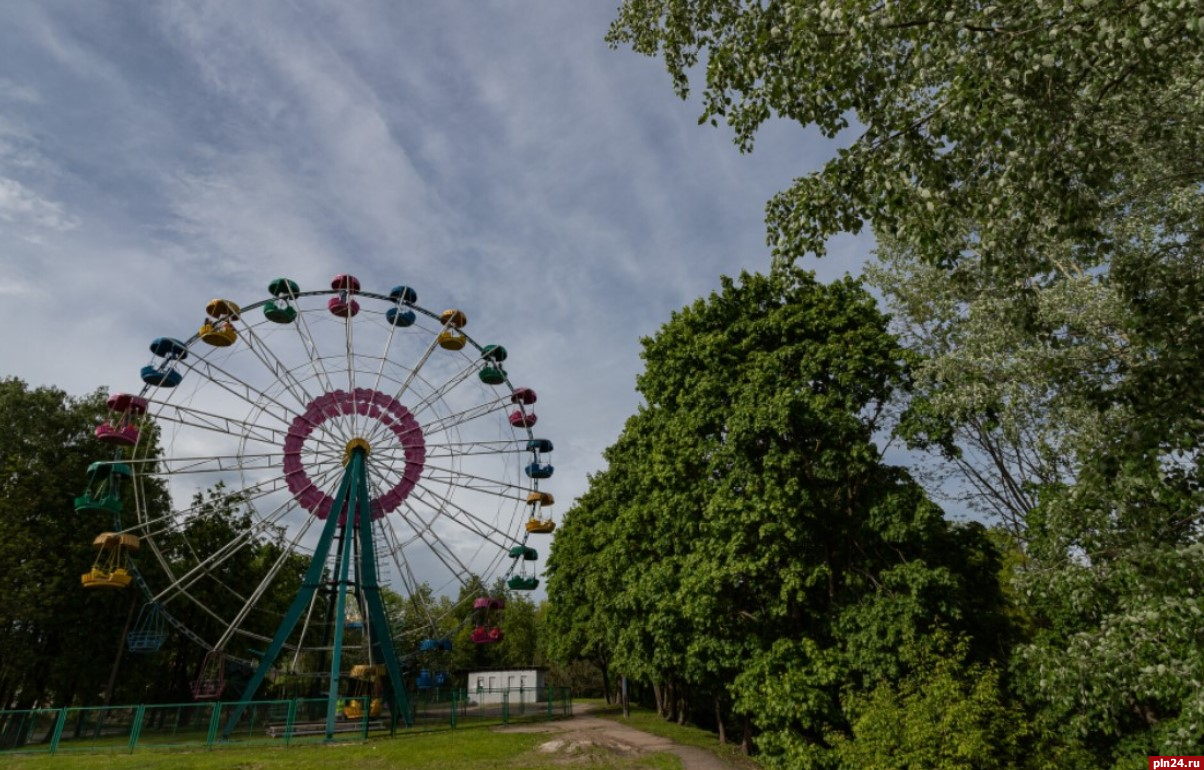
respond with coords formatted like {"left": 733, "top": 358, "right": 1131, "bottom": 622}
{"left": 343, "top": 438, "right": 372, "bottom": 465}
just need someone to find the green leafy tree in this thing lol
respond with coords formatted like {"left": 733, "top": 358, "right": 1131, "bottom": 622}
{"left": 543, "top": 475, "right": 620, "bottom": 703}
{"left": 497, "top": 592, "right": 540, "bottom": 669}
{"left": 0, "top": 380, "right": 168, "bottom": 714}
{"left": 831, "top": 634, "right": 1028, "bottom": 770}
{"left": 549, "top": 271, "right": 1011, "bottom": 765}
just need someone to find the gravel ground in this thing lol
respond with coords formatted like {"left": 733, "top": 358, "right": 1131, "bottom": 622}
{"left": 497, "top": 707, "right": 741, "bottom": 770}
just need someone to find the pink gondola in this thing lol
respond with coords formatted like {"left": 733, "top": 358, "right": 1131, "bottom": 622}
{"left": 510, "top": 387, "right": 537, "bottom": 405}
{"left": 95, "top": 393, "right": 148, "bottom": 446}
{"left": 329, "top": 273, "right": 361, "bottom": 317}
{"left": 509, "top": 410, "right": 538, "bottom": 428}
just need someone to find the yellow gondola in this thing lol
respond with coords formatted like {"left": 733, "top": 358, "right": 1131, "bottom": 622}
{"left": 344, "top": 664, "right": 385, "bottom": 719}
{"left": 437, "top": 330, "right": 467, "bottom": 350}
{"left": 524, "top": 490, "right": 555, "bottom": 533}
{"left": 200, "top": 299, "right": 241, "bottom": 347}
{"left": 81, "top": 532, "right": 139, "bottom": 589}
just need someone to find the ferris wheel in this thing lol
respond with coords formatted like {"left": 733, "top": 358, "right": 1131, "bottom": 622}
{"left": 77, "top": 274, "right": 557, "bottom": 735}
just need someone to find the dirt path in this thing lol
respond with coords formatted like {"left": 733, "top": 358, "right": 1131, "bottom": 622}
{"left": 497, "top": 706, "right": 741, "bottom": 770}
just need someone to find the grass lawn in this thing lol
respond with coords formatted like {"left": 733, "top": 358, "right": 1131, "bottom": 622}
{"left": 4, "top": 722, "right": 680, "bottom": 770}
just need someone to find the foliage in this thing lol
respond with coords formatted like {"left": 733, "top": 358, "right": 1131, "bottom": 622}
{"left": 869, "top": 211, "right": 1204, "bottom": 764}
{"left": 607, "top": 0, "right": 1204, "bottom": 273}
{"left": 546, "top": 270, "right": 1009, "bottom": 766}
{"left": 609, "top": 2, "right": 1204, "bottom": 764}
{"left": 0, "top": 379, "right": 156, "bottom": 712}
{"left": 543, "top": 467, "right": 625, "bottom": 702}
{"left": 830, "top": 635, "right": 1026, "bottom": 770}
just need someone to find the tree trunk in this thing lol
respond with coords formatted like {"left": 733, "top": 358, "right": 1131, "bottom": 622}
{"left": 715, "top": 696, "right": 727, "bottom": 744}
{"left": 652, "top": 680, "right": 665, "bottom": 718}
{"left": 599, "top": 658, "right": 612, "bottom": 704}
{"left": 741, "top": 715, "right": 754, "bottom": 755}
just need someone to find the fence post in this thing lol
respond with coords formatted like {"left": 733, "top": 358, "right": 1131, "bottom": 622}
{"left": 48, "top": 708, "right": 67, "bottom": 755}
{"left": 502, "top": 691, "right": 509, "bottom": 725}
{"left": 128, "top": 705, "right": 146, "bottom": 753}
{"left": 205, "top": 703, "right": 221, "bottom": 749}
{"left": 285, "top": 699, "right": 298, "bottom": 746}
{"left": 449, "top": 689, "right": 457, "bottom": 729}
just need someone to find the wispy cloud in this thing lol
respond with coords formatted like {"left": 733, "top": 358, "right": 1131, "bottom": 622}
{"left": 0, "top": 176, "right": 79, "bottom": 232}
{"left": 0, "top": 78, "right": 39, "bottom": 103}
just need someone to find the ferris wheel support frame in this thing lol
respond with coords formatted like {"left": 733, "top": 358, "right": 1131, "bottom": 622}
{"left": 220, "top": 446, "right": 411, "bottom": 740}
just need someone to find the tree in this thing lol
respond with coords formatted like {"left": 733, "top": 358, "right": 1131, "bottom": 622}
{"left": 868, "top": 219, "right": 1204, "bottom": 762}
{"left": 831, "top": 634, "right": 1027, "bottom": 770}
{"left": 543, "top": 474, "right": 620, "bottom": 703}
{"left": 497, "top": 592, "right": 540, "bottom": 669}
{"left": 547, "top": 270, "right": 1010, "bottom": 765}
{"left": 0, "top": 380, "right": 153, "bottom": 713}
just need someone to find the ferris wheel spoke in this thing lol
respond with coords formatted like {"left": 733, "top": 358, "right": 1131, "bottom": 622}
{"left": 234, "top": 321, "right": 319, "bottom": 410}
{"left": 288, "top": 585, "right": 325, "bottom": 672}
{"left": 214, "top": 514, "right": 319, "bottom": 650}
{"left": 377, "top": 515, "right": 425, "bottom": 596}
{"left": 291, "top": 299, "right": 339, "bottom": 395}
{"left": 408, "top": 483, "right": 523, "bottom": 551}
{"left": 367, "top": 308, "right": 405, "bottom": 398}
{"left": 359, "top": 333, "right": 445, "bottom": 449}
{"left": 382, "top": 327, "right": 442, "bottom": 405}
{"left": 342, "top": 302, "right": 363, "bottom": 438}
{"left": 421, "top": 462, "right": 529, "bottom": 497}
{"left": 176, "top": 353, "right": 303, "bottom": 431}
{"left": 137, "top": 462, "right": 344, "bottom": 572}
{"left": 423, "top": 438, "right": 530, "bottom": 457}
{"left": 415, "top": 398, "right": 511, "bottom": 440}
{"left": 405, "top": 363, "right": 484, "bottom": 423}
{"left": 154, "top": 401, "right": 347, "bottom": 456}
{"left": 375, "top": 524, "right": 438, "bottom": 635}
{"left": 135, "top": 461, "right": 343, "bottom": 540}
{"left": 149, "top": 401, "right": 292, "bottom": 447}
{"left": 394, "top": 501, "right": 484, "bottom": 591}
{"left": 122, "top": 451, "right": 281, "bottom": 477}
{"left": 148, "top": 489, "right": 313, "bottom": 605}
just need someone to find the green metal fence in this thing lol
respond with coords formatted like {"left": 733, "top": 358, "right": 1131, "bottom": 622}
{"left": 0, "top": 688, "right": 572, "bottom": 756}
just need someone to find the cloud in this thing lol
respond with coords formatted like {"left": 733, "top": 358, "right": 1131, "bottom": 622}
{"left": 0, "top": 176, "right": 79, "bottom": 232}
{"left": 0, "top": 78, "right": 39, "bottom": 103}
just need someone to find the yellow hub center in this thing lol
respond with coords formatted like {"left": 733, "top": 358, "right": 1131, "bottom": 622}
{"left": 343, "top": 437, "right": 372, "bottom": 465}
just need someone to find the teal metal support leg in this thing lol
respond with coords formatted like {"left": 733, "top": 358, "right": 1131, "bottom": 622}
{"left": 219, "top": 461, "right": 360, "bottom": 739}
{"left": 324, "top": 457, "right": 361, "bottom": 741}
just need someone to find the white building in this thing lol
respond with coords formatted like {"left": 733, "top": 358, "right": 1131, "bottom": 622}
{"left": 468, "top": 668, "right": 546, "bottom": 705}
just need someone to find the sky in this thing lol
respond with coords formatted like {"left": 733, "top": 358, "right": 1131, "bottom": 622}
{"left": 0, "top": 3, "right": 873, "bottom": 600}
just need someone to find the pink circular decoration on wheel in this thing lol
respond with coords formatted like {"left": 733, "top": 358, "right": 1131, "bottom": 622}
{"left": 282, "top": 388, "right": 425, "bottom": 520}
